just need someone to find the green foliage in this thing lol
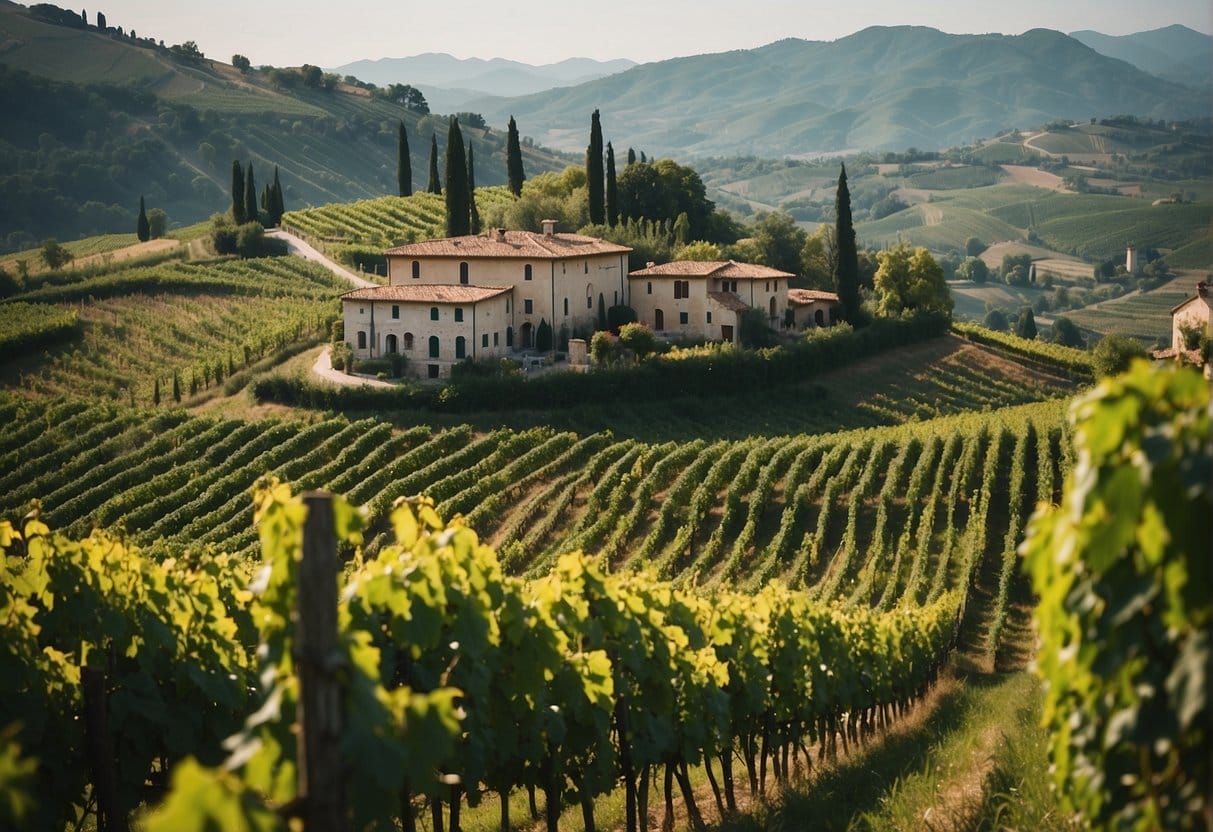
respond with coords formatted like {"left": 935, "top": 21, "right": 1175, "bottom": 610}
{"left": 1091, "top": 333, "right": 1147, "bottom": 377}
{"left": 444, "top": 118, "right": 469, "bottom": 237}
{"left": 874, "top": 244, "right": 953, "bottom": 318}
{"left": 1024, "top": 362, "right": 1210, "bottom": 830}
{"left": 147, "top": 208, "right": 168, "bottom": 239}
{"left": 231, "top": 160, "right": 246, "bottom": 224}
{"left": 136, "top": 195, "right": 150, "bottom": 242}
{"left": 617, "top": 322, "right": 658, "bottom": 359}
{"left": 835, "top": 164, "right": 861, "bottom": 324}
{"left": 467, "top": 142, "right": 480, "bottom": 235}
{"left": 244, "top": 161, "right": 259, "bottom": 228}
{"left": 590, "top": 330, "right": 616, "bottom": 366}
{"left": 965, "top": 236, "right": 985, "bottom": 257}
{"left": 749, "top": 211, "right": 806, "bottom": 276}
{"left": 397, "top": 121, "right": 411, "bottom": 197}
{"left": 675, "top": 241, "right": 723, "bottom": 261}
{"left": 953, "top": 321, "right": 1093, "bottom": 380}
{"left": 983, "top": 308, "right": 1009, "bottom": 331}
{"left": 0, "top": 302, "right": 80, "bottom": 355}
{"left": 1051, "top": 316, "right": 1085, "bottom": 348}
{"left": 1002, "top": 253, "right": 1032, "bottom": 286}
{"left": 40, "top": 239, "right": 72, "bottom": 270}
{"left": 605, "top": 141, "right": 618, "bottom": 227}
{"left": 606, "top": 304, "right": 637, "bottom": 331}
{"left": 738, "top": 307, "right": 775, "bottom": 348}
{"left": 506, "top": 115, "right": 524, "bottom": 197}
{"left": 427, "top": 133, "right": 441, "bottom": 195}
{"left": 587, "top": 109, "right": 605, "bottom": 225}
{"left": 957, "top": 256, "right": 989, "bottom": 283}
{"left": 616, "top": 158, "right": 717, "bottom": 242}
{"left": 535, "top": 318, "right": 553, "bottom": 352}
{"left": 1015, "top": 306, "right": 1038, "bottom": 339}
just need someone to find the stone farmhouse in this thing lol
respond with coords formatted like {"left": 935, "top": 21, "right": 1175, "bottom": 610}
{"left": 342, "top": 224, "right": 833, "bottom": 377}
{"left": 788, "top": 288, "right": 841, "bottom": 330}
{"left": 627, "top": 260, "right": 795, "bottom": 343}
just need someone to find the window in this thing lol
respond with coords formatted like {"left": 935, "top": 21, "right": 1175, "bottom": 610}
{"left": 706, "top": 311, "right": 712, "bottom": 324}
{"left": 506, "top": 326, "right": 513, "bottom": 347}
{"left": 584, "top": 261, "right": 588, "bottom": 274}
{"left": 455, "top": 336, "right": 466, "bottom": 359}
{"left": 674, "top": 282, "right": 682, "bottom": 300}
{"left": 357, "top": 331, "right": 367, "bottom": 349}
{"left": 524, "top": 264, "right": 532, "bottom": 281}
{"left": 587, "top": 295, "right": 593, "bottom": 309}
{"left": 732, "top": 281, "right": 739, "bottom": 292}
{"left": 359, "top": 307, "right": 364, "bottom": 315}
{"left": 428, "top": 336, "right": 440, "bottom": 358}
{"left": 404, "top": 332, "right": 414, "bottom": 350}
{"left": 459, "top": 262, "right": 469, "bottom": 284}
{"left": 385, "top": 334, "right": 398, "bottom": 353}
{"left": 647, "top": 282, "right": 652, "bottom": 295}
{"left": 524, "top": 299, "right": 533, "bottom": 314}
{"left": 391, "top": 305, "right": 400, "bottom": 319}
{"left": 493, "top": 332, "right": 499, "bottom": 346}
{"left": 674, "top": 280, "right": 689, "bottom": 299}
{"left": 765, "top": 281, "right": 770, "bottom": 292}
{"left": 412, "top": 261, "right": 420, "bottom": 279}
{"left": 430, "top": 307, "right": 439, "bottom": 321}
{"left": 482, "top": 333, "right": 489, "bottom": 348}
{"left": 679, "top": 311, "right": 689, "bottom": 325}
{"left": 427, "top": 364, "right": 439, "bottom": 378}
{"left": 454, "top": 308, "right": 464, "bottom": 323}
{"left": 505, "top": 299, "right": 510, "bottom": 313}
{"left": 563, "top": 298, "right": 569, "bottom": 315}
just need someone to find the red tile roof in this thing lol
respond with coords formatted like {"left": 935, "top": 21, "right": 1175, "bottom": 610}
{"left": 706, "top": 291, "right": 751, "bottom": 312}
{"left": 384, "top": 230, "right": 631, "bottom": 259}
{"left": 788, "top": 288, "right": 840, "bottom": 305}
{"left": 341, "top": 284, "right": 513, "bottom": 304}
{"left": 628, "top": 260, "right": 795, "bottom": 279}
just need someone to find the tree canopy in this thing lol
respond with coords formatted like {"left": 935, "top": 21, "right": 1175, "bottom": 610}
{"left": 834, "top": 164, "right": 862, "bottom": 324}
{"left": 444, "top": 118, "right": 470, "bottom": 237}
{"left": 873, "top": 244, "right": 953, "bottom": 318}
{"left": 506, "top": 116, "right": 524, "bottom": 197}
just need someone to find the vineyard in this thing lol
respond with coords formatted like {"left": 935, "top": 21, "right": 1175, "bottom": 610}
{"left": 0, "top": 257, "right": 343, "bottom": 402}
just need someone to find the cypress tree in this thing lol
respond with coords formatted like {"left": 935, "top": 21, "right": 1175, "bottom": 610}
{"left": 1016, "top": 307, "right": 1038, "bottom": 340}
{"left": 506, "top": 115, "right": 525, "bottom": 196}
{"left": 597, "top": 293, "right": 607, "bottom": 331}
{"left": 152, "top": 377, "right": 160, "bottom": 406}
{"left": 172, "top": 370, "right": 181, "bottom": 403}
{"left": 627, "top": 147, "right": 636, "bottom": 166}
{"left": 231, "top": 160, "right": 246, "bottom": 223}
{"left": 261, "top": 183, "right": 270, "bottom": 211}
{"left": 189, "top": 371, "right": 198, "bottom": 397}
{"left": 271, "top": 166, "right": 285, "bottom": 225}
{"left": 444, "top": 118, "right": 469, "bottom": 237}
{"left": 244, "top": 161, "right": 259, "bottom": 226}
{"left": 136, "top": 195, "right": 150, "bottom": 242}
{"left": 640, "top": 151, "right": 646, "bottom": 163}
{"left": 427, "top": 134, "right": 441, "bottom": 195}
{"left": 586, "top": 109, "right": 604, "bottom": 225}
{"left": 605, "top": 142, "right": 618, "bottom": 227}
{"left": 834, "top": 163, "right": 862, "bottom": 325}
{"left": 467, "top": 141, "right": 481, "bottom": 235}
{"left": 397, "top": 121, "right": 412, "bottom": 197}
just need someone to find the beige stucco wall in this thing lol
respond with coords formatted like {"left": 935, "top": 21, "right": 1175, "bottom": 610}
{"left": 792, "top": 300, "right": 838, "bottom": 330}
{"left": 1172, "top": 295, "right": 1212, "bottom": 350}
{"left": 629, "top": 275, "right": 788, "bottom": 342}
{"left": 344, "top": 293, "right": 514, "bottom": 378}
{"left": 387, "top": 253, "right": 629, "bottom": 340}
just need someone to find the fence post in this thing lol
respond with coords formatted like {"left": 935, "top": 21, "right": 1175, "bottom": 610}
{"left": 297, "top": 491, "right": 344, "bottom": 831}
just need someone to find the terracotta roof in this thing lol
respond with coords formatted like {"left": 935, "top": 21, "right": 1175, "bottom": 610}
{"left": 628, "top": 260, "right": 795, "bottom": 279}
{"left": 706, "top": 291, "right": 751, "bottom": 313}
{"left": 384, "top": 230, "right": 631, "bottom": 259}
{"left": 341, "top": 284, "right": 513, "bottom": 304}
{"left": 1171, "top": 282, "right": 1211, "bottom": 314}
{"left": 788, "top": 288, "right": 840, "bottom": 305}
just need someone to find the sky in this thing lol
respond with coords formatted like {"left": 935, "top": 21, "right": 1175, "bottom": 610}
{"left": 83, "top": 0, "right": 1213, "bottom": 68}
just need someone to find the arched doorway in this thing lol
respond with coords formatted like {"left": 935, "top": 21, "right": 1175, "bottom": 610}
{"left": 385, "top": 333, "right": 398, "bottom": 353}
{"left": 357, "top": 331, "right": 367, "bottom": 349}
{"left": 769, "top": 297, "right": 777, "bottom": 320}
{"left": 506, "top": 326, "right": 514, "bottom": 348}
{"left": 428, "top": 336, "right": 440, "bottom": 358}
{"left": 654, "top": 308, "right": 664, "bottom": 330}
{"left": 814, "top": 309, "right": 825, "bottom": 327}
{"left": 455, "top": 336, "right": 466, "bottom": 360}
{"left": 519, "top": 322, "right": 534, "bottom": 349}
{"left": 404, "top": 332, "right": 414, "bottom": 351}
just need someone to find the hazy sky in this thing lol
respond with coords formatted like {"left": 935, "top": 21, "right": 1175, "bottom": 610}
{"left": 86, "top": 0, "right": 1213, "bottom": 68}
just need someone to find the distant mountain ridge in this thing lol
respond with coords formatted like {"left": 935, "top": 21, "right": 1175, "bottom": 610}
{"left": 467, "top": 26, "right": 1209, "bottom": 158}
{"left": 330, "top": 53, "right": 637, "bottom": 112}
{"left": 1069, "top": 25, "right": 1212, "bottom": 88}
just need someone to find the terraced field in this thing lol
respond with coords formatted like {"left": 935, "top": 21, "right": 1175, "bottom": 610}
{"left": 1065, "top": 275, "right": 1198, "bottom": 343}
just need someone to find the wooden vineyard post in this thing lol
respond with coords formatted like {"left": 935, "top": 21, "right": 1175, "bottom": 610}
{"left": 297, "top": 491, "right": 345, "bottom": 831}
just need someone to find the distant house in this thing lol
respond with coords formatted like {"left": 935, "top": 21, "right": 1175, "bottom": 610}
{"left": 788, "top": 288, "right": 840, "bottom": 330}
{"left": 627, "top": 260, "right": 794, "bottom": 343}
{"left": 1169, "top": 280, "right": 1211, "bottom": 358}
{"left": 343, "top": 285, "right": 513, "bottom": 379}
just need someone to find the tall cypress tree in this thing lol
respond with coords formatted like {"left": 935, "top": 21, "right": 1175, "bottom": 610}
{"left": 271, "top": 166, "right": 285, "bottom": 225}
{"left": 834, "top": 163, "right": 861, "bottom": 325}
{"left": 467, "top": 141, "right": 481, "bottom": 235}
{"left": 397, "top": 121, "right": 412, "bottom": 197}
{"left": 444, "top": 118, "right": 469, "bottom": 237}
{"left": 605, "top": 142, "right": 618, "bottom": 227}
{"left": 231, "top": 160, "right": 246, "bottom": 223}
{"left": 244, "top": 161, "right": 258, "bottom": 226}
{"left": 427, "top": 134, "right": 441, "bottom": 195}
{"left": 506, "top": 115, "right": 525, "bottom": 197}
{"left": 136, "top": 195, "right": 150, "bottom": 242}
{"left": 627, "top": 147, "right": 636, "bottom": 166}
{"left": 586, "top": 109, "right": 604, "bottom": 225}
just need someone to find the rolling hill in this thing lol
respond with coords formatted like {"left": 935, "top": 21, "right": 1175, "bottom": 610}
{"left": 0, "top": 2, "right": 574, "bottom": 251}
{"left": 1070, "top": 25, "right": 1212, "bottom": 88}
{"left": 471, "top": 26, "right": 1209, "bottom": 158}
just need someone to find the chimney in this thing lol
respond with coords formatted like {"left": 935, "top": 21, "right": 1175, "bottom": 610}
{"left": 541, "top": 219, "right": 556, "bottom": 237}
{"left": 495, "top": 228, "right": 506, "bottom": 243}
{"left": 646, "top": 261, "right": 655, "bottom": 268}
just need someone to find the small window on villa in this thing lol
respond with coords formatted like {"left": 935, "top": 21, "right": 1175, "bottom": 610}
{"left": 404, "top": 333, "right": 414, "bottom": 350}
{"left": 765, "top": 281, "right": 770, "bottom": 292}
{"left": 357, "top": 331, "right": 367, "bottom": 349}
{"left": 707, "top": 311, "right": 712, "bottom": 324}
{"left": 430, "top": 307, "right": 439, "bottom": 321}
{"left": 674, "top": 282, "right": 683, "bottom": 300}
{"left": 647, "top": 282, "right": 652, "bottom": 295}
{"left": 564, "top": 298, "right": 569, "bottom": 315}
{"left": 679, "top": 311, "right": 689, "bottom": 325}
{"left": 482, "top": 333, "right": 489, "bottom": 348}
{"left": 524, "top": 299, "right": 533, "bottom": 314}
{"left": 455, "top": 308, "right": 464, "bottom": 322}
{"left": 391, "top": 305, "right": 400, "bottom": 319}
{"left": 359, "top": 307, "right": 364, "bottom": 315}
{"left": 459, "top": 262, "right": 469, "bottom": 284}
{"left": 584, "top": 261, "right": 588, "bottom": 274}
{"left": 493, "top": 332, "right": 499, "bottom": 346}
{"left": 587, "top": 295, "right": 593, "bottom": 309}
{"left": 525, "top": 264, "right": 533, "bottom": 281}
{"left": 412, "top": 261, "right": 420, "bottom": 279}
{"left": 775, "top": 280, "right": 779, "bottom": 291}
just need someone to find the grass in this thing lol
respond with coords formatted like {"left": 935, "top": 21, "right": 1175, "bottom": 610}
{"left": 0, "top": 233, "right": 140, "bottom": 273}
{"left": 1064, "top": 275, "right": 1196, "bottom": 343}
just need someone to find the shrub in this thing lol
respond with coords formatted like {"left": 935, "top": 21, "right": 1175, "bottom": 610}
{"left": 983, "top": 308, "right": 1009, "bottom": 331}
{"left": 1092, "top": 333, "right": 1147, "bottom": 377}
{"left": 618, "top": 322, "right": 658, "bottom": 359}
{"left": 607, "top": 305, "right": 638, "bottom": 331}
{"left": 590, "top": 330, "right": 616, "bottom": 366}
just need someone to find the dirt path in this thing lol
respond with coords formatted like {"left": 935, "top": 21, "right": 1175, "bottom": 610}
{"left": 267, "top": 228, "right": 377, "bottom": 289}
{"left": 312, "top": 344, "right": 396, "bottom": 388}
